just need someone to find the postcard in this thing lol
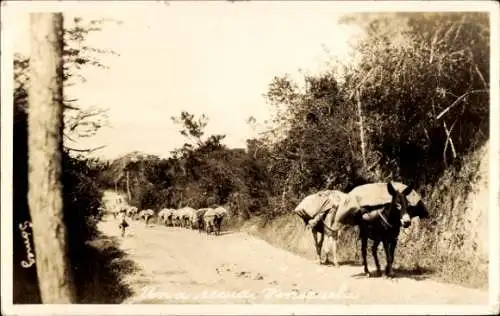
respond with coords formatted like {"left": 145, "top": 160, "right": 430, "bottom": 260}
{"left": 1, "top": 1, "right": 499, "bottom": 315}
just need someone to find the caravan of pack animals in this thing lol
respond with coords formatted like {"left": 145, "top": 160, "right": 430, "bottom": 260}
{"left": 105, "top": 194, "right": 229, "bottom": 237}
{"left": 104, "top": 180, "right": 428, "bottom": 278}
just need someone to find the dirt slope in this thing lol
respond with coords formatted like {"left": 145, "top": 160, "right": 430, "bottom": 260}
{"left": 465, "top": 141, "right": 489, "bottom": 259}
{"left": 98, "top": 206, "right": 487, "bottom": 304}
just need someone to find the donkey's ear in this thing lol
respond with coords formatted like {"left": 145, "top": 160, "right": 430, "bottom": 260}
{"left": 402, "top": 183, "right": 414, "bottom": 196}
{"left": 387, "top": 182, "right": 396, "bottom": 196}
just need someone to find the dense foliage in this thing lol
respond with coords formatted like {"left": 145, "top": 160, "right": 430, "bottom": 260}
{"left": 101, "top": 12, "right": 489, "bottom": 221}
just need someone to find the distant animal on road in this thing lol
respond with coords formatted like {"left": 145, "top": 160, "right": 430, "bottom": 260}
{"left": 204, "top": 207, "right": 229, "bottom": 235}
{"left": 171, "top": 209, "right": 183, "bottom": 227}
{"left": 179, "top": 207, "right": 196, "bottom": 228}
{"left": 139, "top": 209, "right": 155, "bottom": 226}
{"left": 191, "top": 208, "right": 210, "bottom": 232}
{"left": 164, "top": 209, "right": 175, "bottom": 226}
{"left": 158, "top": 208, "right": 172, "bottom": 225}
{"left": 126, "top": 206, "right": 138, "bottom": 219}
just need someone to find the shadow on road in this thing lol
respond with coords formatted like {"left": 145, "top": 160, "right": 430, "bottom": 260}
{"left": 350, "top": 265, "right": 434, "bottom": 281}
{"left": 217, "top": 230, "right": 237, "bottom": 236}
{"left": 338, "top": 260, "right": 363, "bottom": 267}
{"left": 391, "top": 266, "right": 435, "bottom": 281}
{"left": 77, "top": 233, "right": 139, "bottom": 303}
{"left": 317, "top": 260, "right": 363, "bottom": 267}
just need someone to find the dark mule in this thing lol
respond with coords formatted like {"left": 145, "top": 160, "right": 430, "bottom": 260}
{"left": 194, "top": 208, "right": 209, "bottom": 233}
{"left": 357, "top": 182, "right": 415, "bottom": 277}
{"left": 197, "top": 216, "right": 205, "bottom": 233}
{"left": 213, "top": 214, "right": 224, "bottom": 236}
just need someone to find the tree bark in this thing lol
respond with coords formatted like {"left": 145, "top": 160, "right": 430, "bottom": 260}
{"left": 126, "top": 170, "right": 131, "bottom": 201}
{"left": 356, "top": 90, "right": 367, "bottom": 168}
{"left": 28, "top": 13, "right": 76, "bottom": 303}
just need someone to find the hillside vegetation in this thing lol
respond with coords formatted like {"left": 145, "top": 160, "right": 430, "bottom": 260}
{"left": 95, "top": 12, "right": 490, "bottom": 289}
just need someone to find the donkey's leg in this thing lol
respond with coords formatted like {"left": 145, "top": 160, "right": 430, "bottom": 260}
{"left": 312, "top": 229, "right": 323, "bottom": 264}
{"left": 312, "top": 230, "right": 319, "bottom": 261}
{"left": 372, "top": 240, "right": 381, "bottom": 276}
{"left": 382, "top": 239, "right": 392, "bottom": 277}
{"left": 318, "top": 231, "right": 326, "bottom": 264}
{"left": 323, "top": 235, "right": 331, "bottom": 264}
{"left": 361, "top": 234, "right": 369, "bottom": 275}
{"left": 331, "top": 231, "right": 340, "bottom": 266}
{"left": 386, "top": 239, "right": 398, "bottom": 277}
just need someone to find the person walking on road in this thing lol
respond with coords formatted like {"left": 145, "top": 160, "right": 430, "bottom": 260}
{"left": 118, "top": 210, "right": 129, "bottom": 237}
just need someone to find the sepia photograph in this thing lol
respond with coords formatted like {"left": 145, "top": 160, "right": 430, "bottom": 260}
{"left": 1, "top": 1, "right": 499, "bottom": 315}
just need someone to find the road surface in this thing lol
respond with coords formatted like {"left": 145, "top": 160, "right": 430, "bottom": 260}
{"left": 97, "top": 214, "right": 488, "bottom": 305}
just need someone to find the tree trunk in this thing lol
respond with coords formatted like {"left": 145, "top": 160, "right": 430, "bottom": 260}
{"left": 28, "top": 13, "right": 76, "bottom": 303}
{"left": 126, "top": 170, "right": 131, "bottom": 201}
{"left": 356, "top": 90, "right": 367, "bottom": 168}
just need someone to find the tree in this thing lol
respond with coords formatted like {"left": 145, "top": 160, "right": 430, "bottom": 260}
{"left": 63, "top": 16, "right": 118, "bottom": 154}
{"left": 171, "top": 111, "right": 209, "bottom": 147}
{"left": 28, "top": 13, "right": 76, "bottom": 303}
{"left": 338, "top": 12, "right": 490, "bottom": 184}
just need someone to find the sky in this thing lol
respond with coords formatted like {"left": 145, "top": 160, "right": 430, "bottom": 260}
{"left": 11, "top": 2, "right": 361, "bottom": 160}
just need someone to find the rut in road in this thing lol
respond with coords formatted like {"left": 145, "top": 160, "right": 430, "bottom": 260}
{"left": 97, "top": 214, "right": 488, "bottom": 305}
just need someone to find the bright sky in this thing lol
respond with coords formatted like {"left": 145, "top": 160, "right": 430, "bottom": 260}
{"left": 11, "top": 2, "right": 361, "bottom": 160}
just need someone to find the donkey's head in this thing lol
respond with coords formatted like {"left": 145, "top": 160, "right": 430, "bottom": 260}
{"left": 387, "top": 182, "right": 414, "bottom": 228}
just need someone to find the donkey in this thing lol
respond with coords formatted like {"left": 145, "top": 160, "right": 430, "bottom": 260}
{"left": 293, "top": 190, "right": 348, "bottom": 265}
{"left": 213, "top": 214, "right": 224, "bottom": 236}
{"left": 139, "top": 209, "right": 155, "bottom": 227}
{"left": 192, "top": 208, "right": 210, "bottom": 233}
{"left": 357, "top": 182, "right": 414, "bottom": 277}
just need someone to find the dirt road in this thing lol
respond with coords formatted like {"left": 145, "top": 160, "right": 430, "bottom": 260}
{"left": 97, "top": 214, "right": 488, "bottom": 305}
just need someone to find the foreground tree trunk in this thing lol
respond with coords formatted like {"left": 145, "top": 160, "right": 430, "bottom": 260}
{"left": 28, "top": 12, "right": 76, "bottom": 303}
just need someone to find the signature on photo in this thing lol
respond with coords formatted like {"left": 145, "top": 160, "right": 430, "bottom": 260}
{"left": 19, "top": 221, "right": 36, "bottom": 268}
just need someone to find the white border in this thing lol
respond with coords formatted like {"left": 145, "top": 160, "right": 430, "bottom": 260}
{"left": 488, "top": 1, "right": 500, "bottom": 313}
{"left": 1, "top": 0, "right": 16, "bottom": 313}
{"left": 1, "top": 1, "right": 499, "bottom": 315}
